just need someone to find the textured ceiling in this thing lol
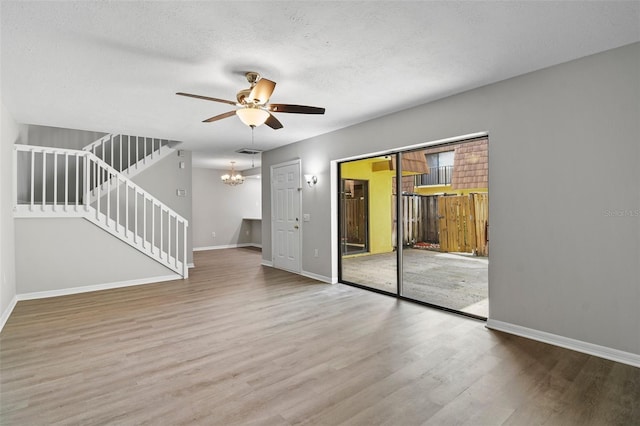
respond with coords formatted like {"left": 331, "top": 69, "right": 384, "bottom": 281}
{"left": 2, "top": 1, "right": 639, "bottom": 169}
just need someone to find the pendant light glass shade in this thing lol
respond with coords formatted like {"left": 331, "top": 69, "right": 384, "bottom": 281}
{"left": 236, "top": 108, "right": 270, "bottom": 127}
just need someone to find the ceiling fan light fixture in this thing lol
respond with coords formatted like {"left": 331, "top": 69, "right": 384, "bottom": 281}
{"left": 236, "top": 108, "right": 270, "bottom": 127}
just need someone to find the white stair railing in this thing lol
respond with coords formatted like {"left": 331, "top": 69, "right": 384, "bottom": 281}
{"left": 14, "top": 144, "right": 189, "bottom": 278}
{"left": 83, "top": 134, "right": 172, "bottom": 174}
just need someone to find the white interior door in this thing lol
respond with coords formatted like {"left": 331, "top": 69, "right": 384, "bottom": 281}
{"left": 271, "top": 160, "right": 301, "bottom": 273}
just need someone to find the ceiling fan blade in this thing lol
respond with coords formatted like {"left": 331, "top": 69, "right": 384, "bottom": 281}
{"left": 176, "top": 92, "right": 237, "bottom": 106}
{"left": 247, "top": 78, "right": 276, "bottom": 104}
{"left": 202, "top": 110, "right": 237, "bottom": 123}
{"left": 265, "top": 112, "right": 283, "bottom": 130}
{"left": 268, "top": 104, "right": 325, "bottom": 114}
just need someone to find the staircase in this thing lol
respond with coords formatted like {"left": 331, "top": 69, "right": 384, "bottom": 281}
{"left": 83, "top": 134, "right": 175, "bottom": 177}
{"left": 13, "top": 134, "right": 189, "bottom": 278}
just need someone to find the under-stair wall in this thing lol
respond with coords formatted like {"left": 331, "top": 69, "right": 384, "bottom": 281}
{"left": 15, "top": 217, "right": 178, "bottom": 296}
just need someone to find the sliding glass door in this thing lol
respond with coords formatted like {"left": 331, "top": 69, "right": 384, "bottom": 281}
{"left": 338, "top": 137, "right": 489, "bottom": 319}
{"left": 339, "top": 157, "right": 397, "bottom": 295}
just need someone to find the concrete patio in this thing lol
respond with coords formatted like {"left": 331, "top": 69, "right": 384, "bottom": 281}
{"left": 341, "top": 248, "right": 488, "bottom": 317}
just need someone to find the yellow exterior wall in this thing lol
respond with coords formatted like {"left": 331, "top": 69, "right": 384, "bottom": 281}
{"left": 341, "top": 158, "right": 487, "bottom": 254}
{"left": 341, "top": 159, "right": 394, "bottom": 254}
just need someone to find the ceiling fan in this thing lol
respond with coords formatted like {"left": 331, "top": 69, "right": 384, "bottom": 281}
{"left": 176, "top": 72, "right": 325, "bottom": 129}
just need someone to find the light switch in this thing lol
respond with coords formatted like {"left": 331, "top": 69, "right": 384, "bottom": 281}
{"left": 303, "top": 214, "right": 311, "bottom": 222}
{"left": 176, "top": 189, "right": 187, "bottom": 197}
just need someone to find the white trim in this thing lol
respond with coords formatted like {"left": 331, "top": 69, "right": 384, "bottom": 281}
{"left": 301, "top": 270, "right": 335, "bottom": 284}
{"left": 486, "top": 319, "right": 640, "bottom": 368}
{"left": 330, "top": 160, "right": 338, "bottom": 283}
{"left": 261, "top": 259, "right": 274, "bottom": 267}
{"left": 14, "top": 205, "right": 87, "bottom": 218}
{"left": 188, "top": 263, "right": 195, "bottom": 268}
{"left": 0, "top": 295, "right": 18, "bottom": 333}
{"left": 17, "top": 274, "right": 181, "bottom": 301}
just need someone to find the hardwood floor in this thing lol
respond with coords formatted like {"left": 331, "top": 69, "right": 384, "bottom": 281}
{"left": 1, "top": 248, "right": 638, "bottom": 425}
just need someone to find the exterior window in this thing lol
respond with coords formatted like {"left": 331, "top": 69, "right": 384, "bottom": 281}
{"left": 417, "top": 151, "right": 454, "bottom": 186}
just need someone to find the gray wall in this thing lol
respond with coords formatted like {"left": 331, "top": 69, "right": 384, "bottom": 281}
{"left": 0, "top": 100, "right": 20, "bottom": 322}
{"left": 132, "top": 150, "right": 194, "bottom": 264}
{"left": 262, "top": 43, "right": 640, "bottom": 356}
{"left": 24, "top": 124, "right": 106, "bottom": 150}
{"left": 192, "top": 168, "right": 261, "bottom": 249}
{"left": 15, "top": 218, "right": 175, "bottom": 293}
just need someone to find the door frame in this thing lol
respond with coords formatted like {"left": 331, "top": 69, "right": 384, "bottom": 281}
{"left": 270, "top": 159, "right": 302, "bottom": 273}
{"left": 340, "top": 178, "right": 370, "bottom": 255}
{"left": 333, "top": 132, "right": 489, "bottom": 320}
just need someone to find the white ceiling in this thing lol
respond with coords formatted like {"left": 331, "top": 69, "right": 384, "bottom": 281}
{"left": 2, "top": 1, "right": 639, "bottom": 170}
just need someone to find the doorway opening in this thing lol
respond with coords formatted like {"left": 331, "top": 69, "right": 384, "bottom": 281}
{"left": 337, "top": 136, "right": 488, "bottom": 319}
{"left": 340, "top": 179, "right": 369, "bottom": 255}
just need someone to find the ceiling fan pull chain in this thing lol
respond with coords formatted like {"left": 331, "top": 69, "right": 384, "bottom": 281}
{"left": 251, "top": 127, "right": 255, "bottom": 168}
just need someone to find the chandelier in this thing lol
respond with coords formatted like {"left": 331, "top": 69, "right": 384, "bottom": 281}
{"left": 221, "top": 161, "right": 244, "bottom": 186}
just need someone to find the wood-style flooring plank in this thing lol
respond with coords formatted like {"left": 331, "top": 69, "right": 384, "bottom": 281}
{"left": 1, "top": 247, "right": 638, "bottom": 425}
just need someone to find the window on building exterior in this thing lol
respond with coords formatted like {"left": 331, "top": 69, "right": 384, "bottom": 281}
{"left": 417, "top": 151, "right": 454, "bottom": 186}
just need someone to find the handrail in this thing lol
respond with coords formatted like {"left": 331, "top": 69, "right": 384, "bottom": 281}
{"left": 14, "top": 144, "right": 189, "bottom": 277}
{"left": 82, "top": 134, "right": 112, "bottom": 153}
{"left": 14, "top": 144, "right": 186, "bottom": 222}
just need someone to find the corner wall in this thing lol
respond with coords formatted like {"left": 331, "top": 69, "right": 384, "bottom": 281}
{"left": 262, "top": 43, "right": 640, "bottom": 358}
{"left": 0, "top": 101, "right": 19, "bottom": 329}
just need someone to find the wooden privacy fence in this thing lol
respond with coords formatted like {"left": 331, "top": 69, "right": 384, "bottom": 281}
{"left": 438, "top": 193, "right": 488, "bottom": 256}
{"left": 399, "top": 194, "right": 439, "bottom": 245}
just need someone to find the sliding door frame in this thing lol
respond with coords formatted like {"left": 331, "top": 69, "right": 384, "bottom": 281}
{"left": 336, "top": 133, "right": 488, "bottom": 321}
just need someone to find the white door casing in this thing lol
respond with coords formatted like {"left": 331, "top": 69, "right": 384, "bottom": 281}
{"left": 271, "top": 160, "right": 301, "bottom": 273}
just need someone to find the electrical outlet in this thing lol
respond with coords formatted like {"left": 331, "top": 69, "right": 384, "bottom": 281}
{"left": 211, "top": 232, "right": 216, "bottom": 238}
{"left": 246, "top": 230, "right": 250, "bottom": 236}
{"left": 314, "top": 249, "right": 319, "bottom": 258}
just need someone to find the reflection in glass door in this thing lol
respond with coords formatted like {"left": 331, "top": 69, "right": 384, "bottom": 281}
{"left": 339, "top": 158, "right": 398, "bottom": 294}
{"left": 340, "top": 179, "right": 369, "bottom": 255}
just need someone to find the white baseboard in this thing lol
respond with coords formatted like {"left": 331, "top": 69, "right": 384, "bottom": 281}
{"left": 194, "top": 243, "right": 259, "bottom": 251}
{"left": 486, "top": 319, "right": 640, "bottom": 368}
{"left": 17, "top": 274, "right": 181, "bottom": 302}
{"left": 188, "top": 263, "right": 195, "bottom": 268}
{"left": 301, "top": 270, "right": 333, "bottom": 284}
{"left": 0, "top": 295, "right": 18, "bottom": 333}
{"left": 261, "top": 259, "right": 273, "bottom": 267}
